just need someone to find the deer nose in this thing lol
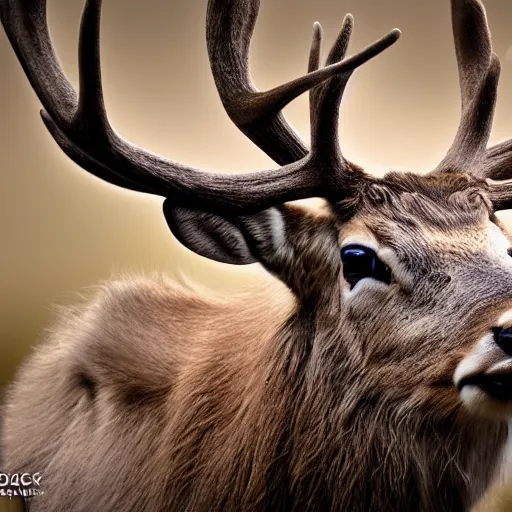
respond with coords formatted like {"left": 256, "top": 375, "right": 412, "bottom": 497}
{"left": 493, "top": 327, "right": 512, "bottom": 357}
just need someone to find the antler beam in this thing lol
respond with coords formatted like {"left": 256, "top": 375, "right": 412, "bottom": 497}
{"left": 1, "top": 0, "right": 400, "bottom": 215}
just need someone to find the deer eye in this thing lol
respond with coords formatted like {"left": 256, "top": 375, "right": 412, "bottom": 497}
{"left": 340, "top": 245, "right": 392, "bottom": 290}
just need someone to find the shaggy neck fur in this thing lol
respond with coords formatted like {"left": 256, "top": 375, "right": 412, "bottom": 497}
{"left": 154, "top": 286, "right": 508, "bottom": 512}
{"left": 268, "top": 312, "right": 506, "bottom": 512}
{"left": 3, "top": 274, "right": 509, "bottom": 512}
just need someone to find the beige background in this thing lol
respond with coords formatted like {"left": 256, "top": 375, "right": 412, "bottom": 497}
{"left": 2, "top": 0, "right": 512, "bottom": 509}
{"left": 1, "top": 0, "right": 512, "bottom": 390}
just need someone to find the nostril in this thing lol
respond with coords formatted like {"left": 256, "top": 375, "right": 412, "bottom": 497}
{"left": 493, "top": 327, "right": 512, "bottom": 357}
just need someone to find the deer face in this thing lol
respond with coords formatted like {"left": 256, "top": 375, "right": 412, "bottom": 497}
{"left": 333, "top": 172, "right": 512, "bottom": 420}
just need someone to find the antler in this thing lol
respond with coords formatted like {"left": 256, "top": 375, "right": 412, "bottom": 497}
{"left": 433, "top": 0, "right": 500, "bottom": 175}
{"left": 483, "top": 141, "right": 512, "bottom": 180}
{"left": 1, "top": 0, "right": 400, "bottom": 215}
{"left": 306, "top": 14, "right": 371, "bottom": 193}
{"left": 429, "top": 0, "right": 512, "bottom": 212}
{"left": 206, "top": 0, "right": 399, "bottom": 167}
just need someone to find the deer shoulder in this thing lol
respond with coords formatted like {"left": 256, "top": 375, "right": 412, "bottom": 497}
{"left": 3, "top": 275, "right": 294, "bottom": 457}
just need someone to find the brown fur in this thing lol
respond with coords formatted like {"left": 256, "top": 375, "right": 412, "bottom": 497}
{"left": 3, "top": 173, "right": 512, "bottom": 511}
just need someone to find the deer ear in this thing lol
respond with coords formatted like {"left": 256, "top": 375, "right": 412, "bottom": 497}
{"left": 164, "top": 200, "right": 336, "bottom": 298}
{"left": 162, "top": 200, "right": 293, "bottom": 267}
{"left": 162, "top": 200, "right": 257, "bottom": 265}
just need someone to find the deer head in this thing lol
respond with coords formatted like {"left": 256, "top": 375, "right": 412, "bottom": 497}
{"left": 3, "top": 0, "right": 512, "bottom": 509}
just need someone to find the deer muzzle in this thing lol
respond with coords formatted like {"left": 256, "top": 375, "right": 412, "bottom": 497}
{"left": 454, "top": 321, "right": 512, "bottom": 418}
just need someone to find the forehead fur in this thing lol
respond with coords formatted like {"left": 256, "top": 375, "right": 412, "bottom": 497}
{"left": 337, "top": 171, "right": 492, "bottom": 232}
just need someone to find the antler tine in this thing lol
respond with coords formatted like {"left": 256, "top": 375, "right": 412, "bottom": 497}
{"left": 2, "top": 0, "right": 400, "bottom": 216}
{"left": 206, "top": 0, "right": 305, "bottom": 166}
{"left": 486, "top": 179, "right": 512, "bottom": 211}
{"left": 308, "top": 15, "right": 360, "bottom": 191}
{"left": 308, "top": 22, "right": 324, "bottom": 77}
{"left": 207, "top": 0, "right": 400, "bottom": 167}
{"left": 307, "top": 16, "right": 400, "bottom": 195}
{"left": 0, "top": 0, "right": 156, "bottom": 194}
{"left": 0, "top": 0, "right": 75, "bottom": 127}
{"left": 482, "top": 141, "right": 512, "bottom": 180}
{"left": 485, "top": 157, "right": 512, "bottom": 213}
{"left": 309, "top": 15, "right": 354, "bottom": 131}
{"left": 433, "top": 0, "right": 500, "bottom": 176}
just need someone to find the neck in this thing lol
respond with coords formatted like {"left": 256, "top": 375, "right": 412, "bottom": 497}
{"left": 289, "top": 404, "right": 506, "bottom": 511}
{"left": 159, "top": 293, "right": 508, "bottom": 512}
{"left": 263, "top": 310, "right": 509, "bottom": 512}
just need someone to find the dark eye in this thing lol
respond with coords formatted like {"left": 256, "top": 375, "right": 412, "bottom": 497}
{"left": 508, "top": 248, "right": 512, "bottom": 258}
{"left": 340, "top": 245, "right": 392, "bottom": 290}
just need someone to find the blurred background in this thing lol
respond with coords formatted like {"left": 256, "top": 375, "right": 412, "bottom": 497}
{"left": 2, "top": 0, "right": 512, "bottom": 508}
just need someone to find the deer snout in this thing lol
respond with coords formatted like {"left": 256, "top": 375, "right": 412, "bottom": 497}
{"left": 453, "top": 317, "right": 512, "bottom": 418}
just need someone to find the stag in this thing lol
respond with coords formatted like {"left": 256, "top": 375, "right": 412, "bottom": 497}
{"left": 2, "top": 0, "right": 512, "bottom": 510}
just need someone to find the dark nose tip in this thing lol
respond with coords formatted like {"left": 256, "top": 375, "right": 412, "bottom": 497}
{"left": 493, "top": 327, "right": 512, "bottom": 357}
